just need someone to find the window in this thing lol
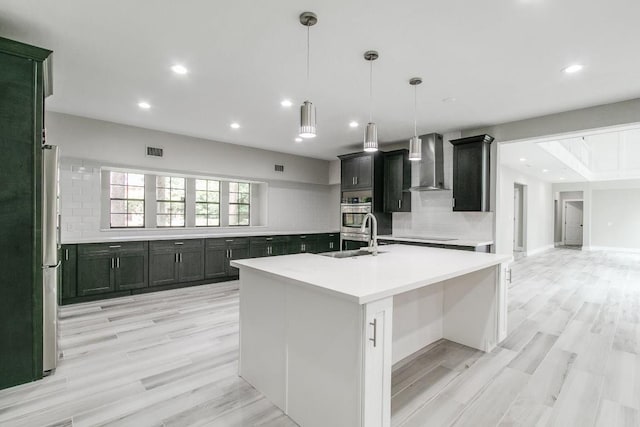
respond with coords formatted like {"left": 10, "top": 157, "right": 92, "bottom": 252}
{"left": 156, "top": 176, "right": 185, "bottom": 227}
{"left": 109, "top": 172, "right": 145, "bottom": 228}
{"left": 195, "top": 179, "right": 220, "bottom": 227}
{"left": 229, "top": 181, "right": 250, "bottom": 226}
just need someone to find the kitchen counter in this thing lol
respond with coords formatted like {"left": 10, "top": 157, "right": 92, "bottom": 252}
{"left": 62, "top": 229, "right": 339, "bottom": 244}
{"left": 377, "top": 235, "right": 493, "bottom": 248}
{"left": 232, "top": 244, "right": 510, "bottom": 304}
{"left": 234, "top": 244, "right": 511, "bottom": 427}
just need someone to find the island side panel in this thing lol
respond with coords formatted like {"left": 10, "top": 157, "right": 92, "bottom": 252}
{"left": 238, "top": 268, "right": 287, "bottom": 410}
{"left": 442, "top": 265, "right": 500, "bottom": 352}
{"left": 285, "top": 283, "right": 366, "bottom": 427}
{"left": 391, "top": 283, "right": 444, "bottom": 365}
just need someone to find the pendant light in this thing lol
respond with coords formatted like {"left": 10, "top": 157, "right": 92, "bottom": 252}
{"left": 408, "top": 77, "right": 423, "bottom": 161}
{"left": 363, "top": 50, "right": 379, "bottom": 152}
{"left": 299, "top": 12, "right": 317, "bottom": 139}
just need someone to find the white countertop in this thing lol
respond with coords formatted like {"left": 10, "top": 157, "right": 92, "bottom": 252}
{"left": 62, "top": 230, "right": 340, "bottom": 244}
{"left": 377, "top": 236, "right": 494, "bottom": 247}
{"left": 231, "top": 244, "right": 511, "bottom": 304}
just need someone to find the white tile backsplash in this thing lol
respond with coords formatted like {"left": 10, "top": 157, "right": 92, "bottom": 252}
{"left": 392, "top": 190, "right": 494, "bottom": 241}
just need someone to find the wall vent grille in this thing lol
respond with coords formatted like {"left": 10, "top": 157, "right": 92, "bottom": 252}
{"left": 275, "top": 164, "right": 284, "bottom": 172}
{"left": 146, "top": 146, "right": 164, "bottom": 157}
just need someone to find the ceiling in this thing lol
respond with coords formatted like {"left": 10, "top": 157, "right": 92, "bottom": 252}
{"left": 2, "top": 0, "right": 640, "bottom": 160}
{"left": 500, "top": 141, "right": 587, "bottom": 183}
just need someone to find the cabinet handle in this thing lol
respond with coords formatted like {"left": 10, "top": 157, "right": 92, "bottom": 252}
{"left": 65, "top": 249, "right": 69, "bottom": 261}
{"left": 355, "top": 176, "right": 358, "bottom": 185}
{"left": 329, "top": 242, "right": 333, "bottom": 249}
{"left": 175, "top": 253, "right": 178, "bottom": 263}
{"left": 398, "top": 200, "right": 401, "bottom": 209}
{"left": 369, "top": 319, "right": 377, "bottom": 348}
{"left": 109, "top": 245, "right": 121, "bottom": 249}
{"left": 179, "top": 253, "right": 183, "bottom": 263}
{"left": 230, "top": 249, "right": 233, "bottom": 258}
{"left": 452, "top": 198, "right": 456, "bottom": 208}
{"left": 506, "top": 268, "right": 512, "bottom": 284}
{"left": 111, "top": 258, "right": 115, "bottom": 269}
{"left": 174, "top": 242, "right": 184, "bottom": 246}
{"left": 116, "top": 257, "right": 120, "bottom": 268}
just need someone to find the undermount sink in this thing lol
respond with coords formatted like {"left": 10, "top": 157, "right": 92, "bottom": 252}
{"left": 319, "top": 249, "right": 386, "bottom": 259}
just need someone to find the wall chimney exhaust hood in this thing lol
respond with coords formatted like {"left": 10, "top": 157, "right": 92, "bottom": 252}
{"left": 409, "top": 133, "right": 446, "bottom": 191}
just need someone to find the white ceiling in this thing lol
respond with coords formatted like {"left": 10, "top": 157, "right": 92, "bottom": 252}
{"left": 500, "top": 141, "right": 587, "bottom": 183}
{"left": 2, "top": 0, "right": 640, "bottom": 160}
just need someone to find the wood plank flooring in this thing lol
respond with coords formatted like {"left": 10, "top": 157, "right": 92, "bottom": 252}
{"left": 0, "top": 248, "right": 638, "bottom": 426}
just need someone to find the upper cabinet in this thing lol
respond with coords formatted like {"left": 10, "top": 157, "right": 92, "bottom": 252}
{"left": 339, "top": 153, "right": 374, "bottom": 190}
{"left": 383, "top": 149, "right": 411, "bottom": 213}
{"left": 450, "top": 134, "right": 494, "bottom": 212}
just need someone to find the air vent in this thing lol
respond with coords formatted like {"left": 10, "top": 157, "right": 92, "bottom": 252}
{"left": 275, "top": 164, "right": 284, "bottom": 172}
{"left": 146, "top": 146, "right": 164, "bottom": 157}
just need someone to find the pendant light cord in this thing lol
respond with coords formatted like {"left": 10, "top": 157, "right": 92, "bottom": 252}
{"left": 413, "top": 84, "right": 417, "bottom": 137}
{"left": 369, "top": 59, "right": 373, "bottom": 122}
{"left": 306, "top": 26, "right": 310, "bottom": 92}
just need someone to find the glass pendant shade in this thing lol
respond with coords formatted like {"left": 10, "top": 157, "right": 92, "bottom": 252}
{"left": 299, "top": 100, "right": 317, "bottom": 138}
{"left": 363, "top": 122, "right": 378, "bottom": 152}
{"left": 409, "top": 135, "right": 422, "bottom": 161}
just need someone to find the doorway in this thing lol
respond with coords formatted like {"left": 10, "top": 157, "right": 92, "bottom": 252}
{"left": 563, "top": 200, "right": 584, "bottom": 247}
{"left": 513, "top": 183, "right": 526, "bottom": 257}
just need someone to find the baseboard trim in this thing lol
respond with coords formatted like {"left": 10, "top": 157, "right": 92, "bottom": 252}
{"left": 585, "top": 246, "right": 640, "bottom": 254}
{"left": 525, "top": 244, "right": 555, "bottom": 257}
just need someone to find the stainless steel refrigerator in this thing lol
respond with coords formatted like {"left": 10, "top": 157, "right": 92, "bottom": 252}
{"left": 42, "top": 144, "right": 59, "bottom": 374}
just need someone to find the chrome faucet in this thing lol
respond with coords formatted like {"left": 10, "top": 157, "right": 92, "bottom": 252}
{"left": 360, "top": 213, "right": 378, "bottom": 256}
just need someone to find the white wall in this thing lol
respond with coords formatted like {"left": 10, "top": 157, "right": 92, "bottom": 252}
{"left": 47, "top": 112, "right": 340, "bottom": 243}
{"left": 383, "top": 131, "right": 495, "bottom": 242}
{"left": 552, "top": 179, "right": 640, "bottom": 252}
{"left": 497, "top": 166, "right": 555, "bottom": 255}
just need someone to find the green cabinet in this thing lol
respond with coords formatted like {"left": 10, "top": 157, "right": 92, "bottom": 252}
{"left": 149, "top": 240, "right": 203, "bottom": 287}
{"left": 0, "top": 37, "right": 52, "bottom": 390}
{"left": 450, "top": 135, "right": 493, "bottom": 212}
{"left": 227, "top": 238, "right": 250, "bottom": 276}
{"left": 315, "top": 233, "right": 340, "bottom": 253}
{"left": 383, "top": 150, "right": 411, "bottom": 213}
{"left": 78, "top": 242, "right": 148, "bottom": 295}
{"left": 289, "top": 235, "right": 319, "bottom": 254}
{"left": 60, "top": 245, "right": 77, "bottom": 299}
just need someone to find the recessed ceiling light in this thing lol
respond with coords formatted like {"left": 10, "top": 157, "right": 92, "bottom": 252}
{"left": 519, "top": 158, "right": 527, "bottom": 162}
{"left": 542, "top": 169, "right": 549, "bottom": 173}
{"left": 230, "top": 122, "right": 240, "bottom": 129}
{"left": 563, "top": 64, "right": 583, "bottom": 74}
{"left": 171, "top": 64, "right": 188, "bottom": 75}
{"left": 295, "top": 137, "right": 303, "bottom": 143}
{"left": 349, "top": 121, "right": 359, "bottom": 128}
{"left": 138, "top": 101, "right": 151, "bottom": 109}
{"left": 442, "top": 97, "right": 457, "bottom": 103}
{"left": 281, "top": 99, "right": 293, "bottom": 107}
{"left": 559, "top": 177, "right": 566, "bottom": 180}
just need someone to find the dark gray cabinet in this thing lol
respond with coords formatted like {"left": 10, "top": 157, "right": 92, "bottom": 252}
{"left": 383, "top": 150, "right": 411, "bottom": 213}
{"left": 78, "top": 242, "right": 148, "bottom": 296}
{"left": 340, "top": 154, "right": 373, "bottom": 190}
{"left": 149, "top": 240, "right": 203, "bottom": 287}
{"left": 205, "top": 237, "right": 250, "bottom": 278}
{"left": 60, "top": 245, "right": 77, "bottom": 299}
{"left": 316, "top": 233, "right": 340, "bottom": 253}
{"left": 450, "top": 134, "right": 494, "bottom": 212}
{"left": 289, "top": 234, "right": 319, "bottom": 254}
{"left": 250, "top": 236, "right": 289, "bottom": 257}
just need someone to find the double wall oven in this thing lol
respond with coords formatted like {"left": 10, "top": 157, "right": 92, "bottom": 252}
{"left": 341, "top": 203, "right": 372, "bottom": 242}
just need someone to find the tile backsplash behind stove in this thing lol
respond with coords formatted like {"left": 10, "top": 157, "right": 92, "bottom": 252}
{"left": 391, "top": 190, "right": 494, "bottom": 241}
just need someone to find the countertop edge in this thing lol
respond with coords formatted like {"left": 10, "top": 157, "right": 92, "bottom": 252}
{"left": 377, "top": 236, "right": 494, "bottom": 247}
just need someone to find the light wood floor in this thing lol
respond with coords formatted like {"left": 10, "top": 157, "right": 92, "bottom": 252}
{"left": 0, "top": 248, "right": 638, "bottom": 426}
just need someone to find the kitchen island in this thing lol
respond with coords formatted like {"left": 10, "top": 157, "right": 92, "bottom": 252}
{"left": 231, "top": 244, "right": 512, "bottom": 427}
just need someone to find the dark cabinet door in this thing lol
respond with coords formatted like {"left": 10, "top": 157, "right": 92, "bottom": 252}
{"left": 250, "top": 241, "right": 268, "bottom": 258}
{"left": 271, "top": 241, "right": 288, "bottom": 256}
{"left": 355, "top": 155, "right": 373, "bottom": 189}
{"left": 344, "top": 240, "right": 367, "bottom": 251}
{"left": 178, "top": 249, "right": 204, "bottom": 283}
{"left": 115, "top": 252, "right": 148, "bottom": 290}
{"left": 77, "top": 255, "right": 114, "bottom": 296}
{"left": 328, "top": 234, "right": 340, "bottom": 251}
{"left": 383, "top": 150, "right": 411, "bottom": 213}
{"left": 227, "top": 243, "right": 250, "bottom": 276}
{"left": 205, "top": 244, "right": 228, "bottom": 279}
{"left": 60, "top": 245, "right": 77, "bottom": 299}
{"left": 341, "top": 157, "right": 359, "bottom": 190}
{"left": 149, "top": 252, "right": 179, "bottom": 287}
{"left": 451, "top": 135, "right": 493, "bottom": 212}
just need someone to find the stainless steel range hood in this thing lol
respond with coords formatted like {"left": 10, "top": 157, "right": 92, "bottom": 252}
{"left": 409, "top": 133, "right": 446, "bottom": 191}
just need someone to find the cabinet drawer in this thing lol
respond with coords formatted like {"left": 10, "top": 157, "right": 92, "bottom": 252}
{"left": 78, "top": 241, "right": 146, "bottom": 256}
{"left": 224, "top": 237, "right": 250, "bottom": 248}
{"left": 150, "top": 239, "right": 203, "bottom": 252}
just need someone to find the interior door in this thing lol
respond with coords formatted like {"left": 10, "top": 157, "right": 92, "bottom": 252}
{"left": 513, "top": 185, "right": 524, "bottom": 251}
{"left": 564, "top": 201, "right": 584, "bottom": 245}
